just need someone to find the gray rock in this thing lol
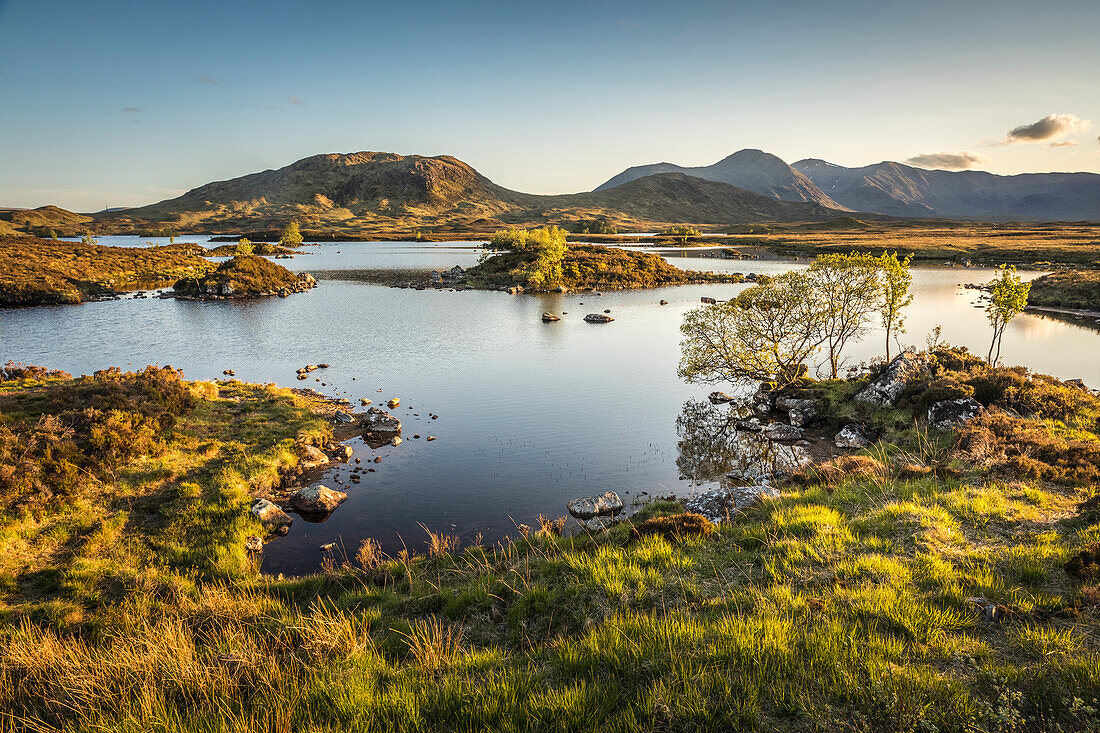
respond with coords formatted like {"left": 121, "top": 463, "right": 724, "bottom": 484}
{"left": 788, "top": 406, "right": 819, "bottom": 428}
{"left": 774, "top": 396, "right": 817, "bottom": 412}
{"left": 244, "top": 535, "right": 264, "bottom": 552}
{"left": 834, "top": 423, "right": 872, "bottom": 449}
{"left": 566, "top": 491, "right": 624, "bottom": 520}
{"left": 333, "top": 411, "right": 354, "bottom": 424}
{"left": 684, "top": 485, "right": 779, "bottom": 524}
{"left": 582, "top": 516, "right": 622, "bottom": 533}
{"left": 251, "top": 498, "right": 293, "bottom": 532}
{"left": 541, "top": 312, "right": 561, "bottom": 322}
{"left": 584, "top": 313, "right": 614, "bottom": 323}
{"left": 928, "top": 397, "right": 983, "bottom": 430}
{"left": 708, "top": 391, "right": 733, "bottom": 404}
{"left": 289, "top": 484, "right": 348, "bottom": 514}
{"left": 855, "top": 351, "right": 931, "bottom": 407}
{"left": 298, "top": 273, "right": 317, "bottom": 287}
{"left": 764, "top": 423, "right": 802, "bottom": 441}
{"left": 360, "top": 407, "right": 402, "bottom": 434}
{"left": 734, "top": 419, "right": 765, "bottom": 433}
{"left": 299, "top": 445, "right": 330, "bottom": 470}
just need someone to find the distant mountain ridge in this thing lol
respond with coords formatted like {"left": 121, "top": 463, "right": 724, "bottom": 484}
{"left": 95, "top": 151, "right": 845, "bottom": 233}
{"left": 595, "top": 149, "right": 846, "bottom": 209}
{"left": 791, "top": 158, "right": 1100, "bottom": 221}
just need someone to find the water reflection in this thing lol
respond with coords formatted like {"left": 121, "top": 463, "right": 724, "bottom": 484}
{"left": 675, "top": 399, "right": 811, "bottom": 486}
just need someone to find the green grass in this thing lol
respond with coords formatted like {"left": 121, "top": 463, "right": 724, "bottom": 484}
{"left": 1028, "top": 269, "right": 1100, "bottom": 311}
{"left": 1, "top": 360, "right": 1100, "bottom": 731}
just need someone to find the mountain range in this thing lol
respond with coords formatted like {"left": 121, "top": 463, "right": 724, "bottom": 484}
{"left": 597, "top": 150, "right": 1100, "bottom": 221}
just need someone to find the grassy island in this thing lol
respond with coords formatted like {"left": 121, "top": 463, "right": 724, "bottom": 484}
{"left": 465, "top": 227, "right": 738, "bottom": 291}
{"left": 1028, "top": 270, "right": 1100, "bottom": 312}
{"left": 0, "top": 235, "right": 213, "bottom": 305}
{"left": 172, "top": 254, "right": 316, "bottom": 299}
{"left": 1, "top": 351, "right": 1100, "bottom": 731}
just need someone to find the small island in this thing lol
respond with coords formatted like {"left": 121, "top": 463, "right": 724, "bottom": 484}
{"left": 463, "top": 227, "right": 742, "bottom": 292}
{"left": 1027, "top": 269, "right": 1100, "bottom": 313}
{"left": 172, "top": 254, "right": 316, "bottom": 299}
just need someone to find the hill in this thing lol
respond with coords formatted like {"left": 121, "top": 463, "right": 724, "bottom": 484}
{"left": 94, "top": 152, "right": 848, "bottom": 235}
{"left": 595, "top": 148, "right": 845, "bottom": 209}
{"left": 793, "top": 158, "right": 1100, "bottom": 221}
{"left": 0, "top": 205, "right": 92, "bottom": 237}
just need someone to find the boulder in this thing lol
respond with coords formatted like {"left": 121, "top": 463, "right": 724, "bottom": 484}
{"left": 734, "top": 419, "right": 765, "bottom": 433}
{"left": 788, "top": 406, "right": 819, "bottom": 428}
{"left": 927, "top": 397, "right": 983, "bottom": 430}
{"left": 387, "top": 397, "right": 400, "bottom": 408}
{"left": 774, "top": 396, "right": 817, "bottom": 412}
{"left": 764, "top": 423, "right": 802, "bottom": 441}
{"left": 289, "top": 484, "right": 347, "bottom": 514}
{"left": 251, "top": 498, "right": 293, "bottom": 532}
{"left": 834, "top": 423, "right": 873, "bottom": 449}
{"left": 361, "top": 407, "right": 402, "bottom": 434}
{"left": 584, "top": 313, "right": 614, "bottom": 323}
{"left": 244, "top": 535, "right": 264, "bottom": 553}
{"left": 299, "top": 445, "right": 330, "bottom": 470}
{"left": 684, "top": 485, "right": 778, "bottom": 524}
{"left": 541, "top": 312, "right": 561, "bottom": 322}
{"left": 582, "top": 515, "right": 622, "bottom": 533}
{"left": 700, "top": 297, "right": 717, "bottom": 304}
{"left": 659, "top": 300, "right": 669, "bottom": 305}
{"left": 855, "top": 351, "right": 931, "bottom": 407}
{"left": 443, "top": 265, "right": 465, "bottom": 281}
{"left": 566, "top": 491, "right": 624, "bottom": 520}
{"left": 333, "top": 445, "right": 353, "bottom": 462}
{"left": 298, "top": 273, "right": 317, "bottom": 288}
{"left": 333, "top": 411, "right": 354, "bottom": 424}
{"left": 708, "top": 391, "right": 733, "bottom": 404}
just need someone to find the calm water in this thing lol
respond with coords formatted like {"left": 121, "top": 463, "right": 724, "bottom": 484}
{"left": 4, "top": 238, "right": 1098, "bottom": 574}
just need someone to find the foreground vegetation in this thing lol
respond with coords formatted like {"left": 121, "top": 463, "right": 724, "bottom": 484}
{"left": 1, "top": 351, "right": 1099, "bottom": 730}
{"left": 0, "top": 235, "right": 212, "bottom": 305}
{"left": 467, "top": 227, "right": 737, "bottom": 290}
{"left": 1028, "top": 270, "right": 1100, "bottom": 312}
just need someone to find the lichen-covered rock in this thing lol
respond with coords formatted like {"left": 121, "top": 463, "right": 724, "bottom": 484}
{"left": 251, "top": 498, "right": 293, "bottom": 533}
{"left": 855, "top": 351, "right": 931, "bottom": 407}
{"left": 299, "top": 445, "right": 330, "bottom": 470}
{"left": 928, "top": 397, "right": 984, "bottom": 430}
{"left": 764, "top": 422, "right": 802, "bottom": 441}
{"left": 584, "top": 313, "right": 614, "bottom": 323}
{"left": 360, "top": 407, "right": 402, "bottom": 434}
{"left": 788, "top": 405, "right": 819, "bottom": 428}
{"left": 567, "top": 491, "right": 624, "bottom": 519}
{"left": 289, "top": 484, "right": 347, "bottom": 514}
{"left": 684, "top": 485, "right": 778, "bottom": 524}
{"left": 834, "top": 423, "right": 873, "bottom": 449}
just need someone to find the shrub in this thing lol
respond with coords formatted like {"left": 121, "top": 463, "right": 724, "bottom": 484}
{"left": 630, "top": 513, "right": 714, "bottom": 542}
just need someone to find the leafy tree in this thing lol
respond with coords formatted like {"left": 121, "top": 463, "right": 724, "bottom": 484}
{"left": 985, "top": 264, "right": 1031, "bottom": 365}
{"left": 508, "top": 227, "right": 568, "bottom": 287}
{"left": 81, "top": 232, "right": 97, "bottom": 245}
{"left": 489, "top": 226, "right": 567, "bottom": 253}
{"left": 678, "top": 271, "right": 825, "bottom": 387}
{"left": 280, "top": 221, "right": 303, "bottom": 246}
{"left": 876, "top": 251, "right": 913, "bottom": 360}
{"left": 236, "top": 238, "right": 254, "bottom": 255}
{"left": 807, "top": 253, "right": 881, "bottom": 378}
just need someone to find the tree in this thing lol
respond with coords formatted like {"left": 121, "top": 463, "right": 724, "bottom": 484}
{"left": 985, "top": 264, "right": 1030, "bottom": 365}
{"left": 236, "top": 238, "right": 254, "bottom": 255}
{"left": 509, "top": 227, "right": 568, "bottom": 287}
{"left": 81, "top": 232, "right": 97, "bottom": 245}
{"left": 280, "top": 221, "right": 303, "bottom": 246}
{"left": 876, "top": 251, "right": 913, "bottom": 360}
{"left": 678, "top": 271, "right": 825, "bottom": 387}
{"left": 807, "top": 253, "right": 881, "bottom": 378}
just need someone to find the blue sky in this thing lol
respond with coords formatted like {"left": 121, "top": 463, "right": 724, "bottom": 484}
{"left": 1, "top": 0, "right": 1098, "bottom": 210}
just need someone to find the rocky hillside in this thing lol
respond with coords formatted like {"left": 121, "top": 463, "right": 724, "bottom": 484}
{"left": 0, "top": 205, "right": 92, "bottom": 237}
{"left": 793, "top": 158, "right": 1100, "bottom": 221}
{"left": 595, "top": 149, "right": 846, "bottom": 209}
{"left": 93, "top": 152, "right": 848, "bottom": 235}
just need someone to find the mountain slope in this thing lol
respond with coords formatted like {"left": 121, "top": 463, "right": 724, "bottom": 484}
{"left": 96, "top": 152, "right": 848, "bottom": 233}
{"left": 793, "top": 159, "right": 1100, "bottom": 221}
{"left": 595, "top": 149, "right": 846, "bottom": 209}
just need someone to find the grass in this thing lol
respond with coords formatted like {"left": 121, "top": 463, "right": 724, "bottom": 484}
{"left": 1028, "top": 270, "right": 1100, "bottom": 311}
{"left": 0, "top": 235, "right": 213, "bottom": 305}
{"left": 1, "top": 357, "right": 1100, "bottom": 731}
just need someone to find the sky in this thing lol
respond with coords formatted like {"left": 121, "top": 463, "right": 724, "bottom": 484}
{"left": 1, "top": 0, "right": 1098, "bottom": 211}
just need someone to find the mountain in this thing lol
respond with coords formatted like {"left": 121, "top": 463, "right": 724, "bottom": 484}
{"left": 0, "top": 205, "right": 92, "bottom": 236}
{"left": 97, "top": 151, "right": 847, "bottom": 234}
{"left": 595, "top": 149, "right": 846, "bottom": 209}
{"left": 792, "top": 159, "right": 1100, "bottom": 221}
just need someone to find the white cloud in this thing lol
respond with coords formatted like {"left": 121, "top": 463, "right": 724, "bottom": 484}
{"left": 904, "top": 151, "right": 985, "bottom": 170}
{"left": 998, "top": 113, "right": 1091, "bottom": 144}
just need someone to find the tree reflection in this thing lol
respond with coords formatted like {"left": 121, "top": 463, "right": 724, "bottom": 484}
{"left": 675, "top": 399, "right": 810, "bottom": 485}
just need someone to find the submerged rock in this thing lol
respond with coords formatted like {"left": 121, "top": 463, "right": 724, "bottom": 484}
{"left": 928, "top": 397, "right": 984, "bottom": 430}
{"left": 764, "top": 423, "right": 802, "bottom": 441}
{"left": 289, "top": 484, "right": 347, "bottom": 514}
{"left": 567, "top": 491, "right": 624, "bottom": 520}
{"left": 855, "top": 351, "right": 931, "bottom": 407}
{"left": 541, "top": 312, "right": 561, "bottom": 322}
{"left": 584, "top": 313, "right": 614, "bottom": 323}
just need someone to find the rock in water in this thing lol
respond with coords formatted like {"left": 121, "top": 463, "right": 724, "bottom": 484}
{"left": 566, "top": 491, "right": 624, "bottom": 519}
{"left": 855, "top": 351, "right": 931, "bottom": 407}
{"left": 289, "top": 485, "right": 348, "bottom": 514}
{"left": 834, "top": 423, "right": 873, "bottom": 449}
{"left": 299, "top": 445, "right": 330, "bottom": 470}
{"left": 584, "top": 313, "right": 614, "bottom": 323}
{"left": 541, "top": 312, "right": 561, "bottom": 322}
{"left": 333, "top": 411, "right": 354, "bottom": 424}
{"left": 764, "top": 423, "right": 802, "bottom": 441}
{"left": 251, "top": 498, "right": 293, "bottom": 532}
{"left": 928, "top": 397, "right": 983, "bottom": 430}
{"left": 387, "top": 397, "right": 400, "bottom": 409}
{"left": 708, "top": 391, "right": 733, "bottom": 404}
{"left": 788, "top": 405, "right": 819, "bottom": 428}
{"left": 360, "top": 407, "right": 402, "bottom": 434}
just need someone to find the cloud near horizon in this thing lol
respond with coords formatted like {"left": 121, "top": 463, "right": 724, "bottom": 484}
{"left": 904, "top": 151, "right": 985, "bottom": 170}
{"left": 287, "top": 95, "right": 305, "bottom": 106}
{"left": 121, "top": 107, "right": 143, "bottom": 113}
{"left": 998, "top": 113, "right": 1091, "bottom": 144}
